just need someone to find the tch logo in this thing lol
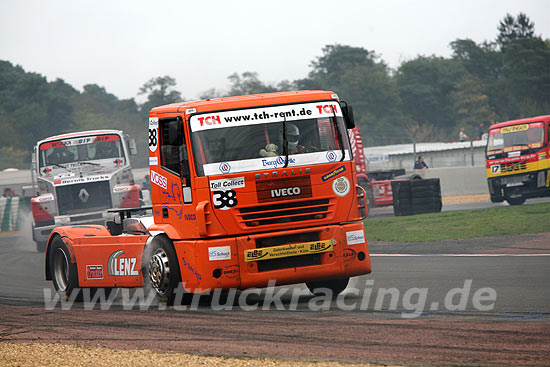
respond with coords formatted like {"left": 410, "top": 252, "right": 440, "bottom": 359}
{"left": 198, "top": 115, "right": 221, "bottom": 126}
{"left": 108, "top": 250, "right": 139, "bottom": 276}
{"left": 316, "top": 104, "right": 338, "bottom": 114}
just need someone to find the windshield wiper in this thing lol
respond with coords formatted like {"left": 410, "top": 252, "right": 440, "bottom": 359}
{"left": 331, "top": 109, "right": 345, "bottom": 161}
{"left": 47, "top": 163, "right": 71, "bottom": 172}
{"left": 78, "top": 161, "right": 101, "bottom": 166}
{"left": 282, "top": 115, "right": 289, "bottom": 168}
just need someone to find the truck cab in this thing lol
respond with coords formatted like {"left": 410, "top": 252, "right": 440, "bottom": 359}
{"left": 31, "top": 130, "right": 140, "bottom": 251}
{"left": 486, "top": 115, "right": 550, "bottom": 205}
{"left": 45, "top": 91, "right": 371, "bottom": 303}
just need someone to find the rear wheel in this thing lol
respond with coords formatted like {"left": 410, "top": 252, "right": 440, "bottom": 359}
{"left": 146, "top": 236, "right": 182, "bottom": 305}
{"left": 306, "top": 277, "right": 349, "bottom": 298}
{"left": 49, "top": 236, "right": 80, "bottom": 299}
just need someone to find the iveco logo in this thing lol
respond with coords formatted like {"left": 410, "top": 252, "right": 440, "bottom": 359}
{"left": 78, "top": 188, "right": 89, "bottom": 203}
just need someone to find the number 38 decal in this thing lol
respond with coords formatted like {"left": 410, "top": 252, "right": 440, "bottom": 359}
{"left": 149, "top": 128, "right": 158, "bottom": 153}
{"left": 213, "top": 190, "right": 238, "bottom": 210}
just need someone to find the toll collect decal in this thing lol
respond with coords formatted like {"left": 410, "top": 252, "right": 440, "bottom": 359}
{"left": 256, "top": 176, "right": 312, "bottom": 203}
{"left": 149, "top": 117, "right": 159, "bottom": 153}
{"left": 208, "top": 246, "right": 232, "bottom": 261}
{"left": 332, "top": 176, "right": 351, "bottom": 197}
{"left": 346, "top": 230, "right": 365, "bottom": 245}
{"left": 322, "top": 165, "right": 346, "bottom": 182}
{"left": 86, "top": 265, "right": 104, "bottom": 280}
{"left": 189, "top": 102, "right": 343, "bottom": 132}
{"left": 210, "top": 177, "right": 245, "bottom": 191}
{"left": 244, "top": 239, "right": 334, "bottom": 262}
{"left": 108, "top": 250, "right": 139, "bottom": 276}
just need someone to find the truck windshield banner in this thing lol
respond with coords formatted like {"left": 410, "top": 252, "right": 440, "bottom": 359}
{"left": 190, "top": 102, "right": 342, "bottom": 132}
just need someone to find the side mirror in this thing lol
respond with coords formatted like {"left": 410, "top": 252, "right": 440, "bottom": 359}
{"left": 340, "top": 101, "right": 355, "bottom": 129}
{"left": 168, "top": 117, "right": 184, "bottom": 146}
{"left": 129, "top": 137, "right": 137, "bottom": 155}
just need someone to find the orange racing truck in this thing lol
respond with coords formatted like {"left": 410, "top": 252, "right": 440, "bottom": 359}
{"left": 486, "top": 115, "right": 550, "bottom": 205}
{"left": 44, "top": 91, "right": 371, "bottom": 303}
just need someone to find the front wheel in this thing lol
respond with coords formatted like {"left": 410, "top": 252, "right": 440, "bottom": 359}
{"left": 506, "top": 196, "right": 526, "bottom": 205}
{"left": 306, "top": 277, "right": 349, "bottom": 298}
{"left": 145, "top": 236, "right": 182, "bottom": 305}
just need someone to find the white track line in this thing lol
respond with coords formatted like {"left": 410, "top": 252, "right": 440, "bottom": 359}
{"left": 371, "top": 254, "right": 550, "bottom": 257}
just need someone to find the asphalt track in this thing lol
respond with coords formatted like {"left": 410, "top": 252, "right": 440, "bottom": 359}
{"left": 1, "top": 209, "right": 550, "bottom": 365}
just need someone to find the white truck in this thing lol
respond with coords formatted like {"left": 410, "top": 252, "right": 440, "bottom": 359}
{"left": 31, "top": 130, "right": 142, "bottom": 252}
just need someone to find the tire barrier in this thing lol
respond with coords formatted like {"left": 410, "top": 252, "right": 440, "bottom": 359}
{"left": 0, "top": 197, "right": 29, "bottom": 232}
{"left": 392, "top": 178, "right": 442, "bottom": 216}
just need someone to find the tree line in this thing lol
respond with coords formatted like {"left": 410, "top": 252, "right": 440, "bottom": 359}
{"left": 0, "top": 13, "right": 548, "bottom": 169}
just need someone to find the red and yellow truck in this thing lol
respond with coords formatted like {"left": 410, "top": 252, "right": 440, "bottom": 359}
{"left": 45, "top": 91, "right": 371, "bottom": 303}
{"left": 486, "top": 115, "right": 550, "bottom": 205}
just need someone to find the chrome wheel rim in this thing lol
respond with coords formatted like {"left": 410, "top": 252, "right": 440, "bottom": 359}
{"left": 53, "top": 248, "right": 70, "bottom": 292}
{"left": 149, "top": 248, "right": 171, "bottom": 296}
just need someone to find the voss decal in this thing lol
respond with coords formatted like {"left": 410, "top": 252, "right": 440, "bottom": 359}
{"left": 150, "top": 170, "right": 167, "bottom": 189}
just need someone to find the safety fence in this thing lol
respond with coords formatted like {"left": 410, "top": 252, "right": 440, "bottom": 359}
{"left": 0, "top": 197, "right": 30, "bottom": 232}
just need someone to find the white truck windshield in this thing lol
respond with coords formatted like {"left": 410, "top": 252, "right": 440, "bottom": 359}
{"left": 190, "top": 102, "right": 351, "bottom": 176}
{"left": 38, "top": 134, "right": 124, "bottom": 172}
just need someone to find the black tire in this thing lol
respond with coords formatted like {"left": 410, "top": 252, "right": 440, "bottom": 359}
{"left": 411, "top": 191, "right": 438, "bottom": 199}
{"left": 145, "top": 236, "right": 182, "bottom": 305}
{"left": 36, "top": 241, "right": 47, "bottom": 253}
{"left": 412, "top": 198, "right": 438, "bottom": 206}
{"left": 411, "top": 178, "right": 439, "bottom": 187}
{"left": 396, "top": 198, "right": 411, "bottom": 207}
{"left": 506, "top": 196, "right": 526, "bottom": 205}
{"left": 306, "top": 277, "right": 349, "bottom": 298}
{"left": 411, "top": 186, "right": 438, "bottom": 194}
{"left": 49, "top": 235, "right": 81, "bottom": 300}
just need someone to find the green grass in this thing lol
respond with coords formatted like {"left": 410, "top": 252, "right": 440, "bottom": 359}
{"left": 364, "top": 203, "right": 550, "bottom": 242}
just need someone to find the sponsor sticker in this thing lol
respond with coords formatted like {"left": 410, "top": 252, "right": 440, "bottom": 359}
{"left": 86, "top": 265, "right": 104, "bottom": 279}
{"left": 501, "top": 124, "right": 529, "bottom": 134}
{"left": 332, "top": 176, "right": 350, "bottom": 197}
{"left": 208, "top": 246, "right": 232, "bottom": 261}
{"left": 149, "top": 117, "right": 159, "bottom": 129}
{"left": 107, "top": 250, "right": 138, "bottom": 276}
{"left": 54, "top": 175, "right": 110, "bottom": 186}
{"left": 346, "top": 230, "right": 365, "bottom": 245}
{"left": 322, "top": 165, "right": 346, "bottom": 182}
{"left": 149, "top": 156, "right": 158, "bottom": 166}
{"left": 244, "top": 239, "right": 334, "bottom": 262}
{"left": 210, "top": 177, "right": 245, "bottom": 191}
{"left": 150, "top": 170, "right": 167, "bottom": 189}
{"left": 223, "top": 265, "right": 239, "bottom": 278}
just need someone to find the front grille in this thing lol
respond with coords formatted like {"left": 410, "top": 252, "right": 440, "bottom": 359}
{"left": 56, "top": 181, "right": 112, "bottom": 215}
{"left": 255, "top": 232, "right": 322, "bottom": 272}
{"left": 499, "top": 161, "right": 527, "bottom": 173}
{"left": 238, "top": 199, "right": 332, "bottom": 227}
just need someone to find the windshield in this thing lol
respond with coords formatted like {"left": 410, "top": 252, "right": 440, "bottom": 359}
{"left": 487, "top": 122, "right": 545, "bottom": 152}
{"left": 38, "top": 134, "right": 125, "bottom": 174}
{"left": 190, "top": 102, "right": 351, "bottom": 176}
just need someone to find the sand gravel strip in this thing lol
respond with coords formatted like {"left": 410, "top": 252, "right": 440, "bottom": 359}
{"left": 442, "top": 194, "right": 489, "bottom": 205}
{"left": 0, "top": 342, "right": 395, "bottom": 367}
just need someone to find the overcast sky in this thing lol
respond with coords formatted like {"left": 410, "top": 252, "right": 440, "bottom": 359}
{"left": 1, "top": 0, "right": 549, "bottom": 101}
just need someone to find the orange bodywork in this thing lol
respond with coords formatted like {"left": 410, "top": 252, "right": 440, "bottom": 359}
{"left": 46, "top": 91, "right": 372, "bottom": 292}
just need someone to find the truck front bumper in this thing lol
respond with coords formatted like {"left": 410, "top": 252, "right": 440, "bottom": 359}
{"left": 33, "top": 211, "right": 114, "bottom": 243}
{"left": 173, "top": 221, "right": 371, "bottom": 292}
{"left": 488, "top": 169, "right": 550, "bottom": 201}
